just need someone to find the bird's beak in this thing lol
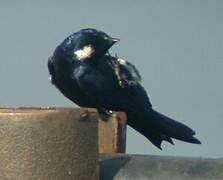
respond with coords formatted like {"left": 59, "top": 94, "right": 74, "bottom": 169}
{"left": 111, "top": 38, "right": 120, "bottom": 43}
{"left": 109, "top": 37, "right": 120, "bottom": 46}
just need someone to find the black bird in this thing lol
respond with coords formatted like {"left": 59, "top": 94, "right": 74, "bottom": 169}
{"left": 48, "top": 28, "right": 201, "bottom": 149}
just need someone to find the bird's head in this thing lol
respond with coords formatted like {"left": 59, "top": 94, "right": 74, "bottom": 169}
{"left": 52, "top": 28, "right": 119, "bottom": 65}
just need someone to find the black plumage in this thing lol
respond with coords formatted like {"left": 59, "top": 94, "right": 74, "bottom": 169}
{"left": 48, "top": 28, "right": 201, "bottom": 149}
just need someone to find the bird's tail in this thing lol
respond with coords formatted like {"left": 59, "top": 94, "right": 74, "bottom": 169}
{"left": 127, "top": 109, "right": 201, "bottom": 149}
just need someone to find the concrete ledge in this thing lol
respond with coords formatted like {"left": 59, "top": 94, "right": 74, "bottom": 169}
{"left": 0, "top": 107, "right": 99, "bottom": 180}
{"left": 100, "top": 154, "right": 223, "bottom": 180}
{"left": 0, "top": 107, "right": 127, "bottom": 180}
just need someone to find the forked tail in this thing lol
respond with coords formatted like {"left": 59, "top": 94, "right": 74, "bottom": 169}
{"left": 127, "top": 109, "right": 201, "bottom": 149}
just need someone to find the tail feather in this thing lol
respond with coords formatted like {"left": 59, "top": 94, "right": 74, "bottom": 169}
{"left": 127, "top": 109, "right": 201, "bottom": 149}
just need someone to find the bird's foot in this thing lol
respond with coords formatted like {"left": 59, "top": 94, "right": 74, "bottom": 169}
{"left": 97, "top": 108, "right": 113, "bottom": 121}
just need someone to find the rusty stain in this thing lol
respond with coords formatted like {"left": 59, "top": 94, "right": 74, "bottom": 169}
{"left": 116, "top": 114, "right": 127, "bottom": 153}
{"left": 99, "top": 111, "right": 127, "bottom": 154}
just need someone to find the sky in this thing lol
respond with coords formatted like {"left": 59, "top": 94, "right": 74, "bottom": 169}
{"left": 0, "top": 1, "right": 223, "bottom": 158}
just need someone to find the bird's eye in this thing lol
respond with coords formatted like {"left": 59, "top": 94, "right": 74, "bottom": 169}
{"left": 103, "top": 36, "right": 109, "bottom": 40}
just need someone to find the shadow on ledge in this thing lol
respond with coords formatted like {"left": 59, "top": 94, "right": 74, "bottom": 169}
{"left": 100, "top": 154, "right": 223, "bottom": 180}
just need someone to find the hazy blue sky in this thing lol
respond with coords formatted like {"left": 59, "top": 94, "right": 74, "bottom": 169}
{"left": 0, "top": 1, "right": 222, "bottom": 157}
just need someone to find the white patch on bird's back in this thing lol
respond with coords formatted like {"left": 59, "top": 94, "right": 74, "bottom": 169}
{"left": 117, "top": 58, "right": 127, "bottom": 65}
{"left": 117, "top": 58, "right": 142, "bottom": 82}
{"left": 74, "top": 45, "right": 95, "bottom": 61}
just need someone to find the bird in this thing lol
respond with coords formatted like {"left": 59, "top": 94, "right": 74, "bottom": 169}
{"left": 48, "top": 28, "right": 201, "bottom": 149}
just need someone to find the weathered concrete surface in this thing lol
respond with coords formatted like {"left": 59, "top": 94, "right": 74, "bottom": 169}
{"left": 100, "top": 154, "right": 223, "bottom": 180}
{"left": 99, "top": 112, "right": 126, "bottom": 153}
{"left": 0, "top": 108, "right": 98, "bottom": 180}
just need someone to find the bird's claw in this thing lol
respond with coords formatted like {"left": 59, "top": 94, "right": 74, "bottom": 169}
{"left": 97, "top": 108, "right": 112, "bottom": 121}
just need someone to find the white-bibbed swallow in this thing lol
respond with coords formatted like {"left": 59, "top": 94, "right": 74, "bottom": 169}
{"left": 48, "top": 28, "right": 201, "bottom": 149}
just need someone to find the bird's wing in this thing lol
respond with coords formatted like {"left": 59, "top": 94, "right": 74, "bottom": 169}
{"left": 73, "top": 63, "right": 152, "bottom": 112}
{"left": 117, "top": 58, "right": 142, "bottom": 82}
{"left": 72, "top": 64, "right": 119, "bottom": 107}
